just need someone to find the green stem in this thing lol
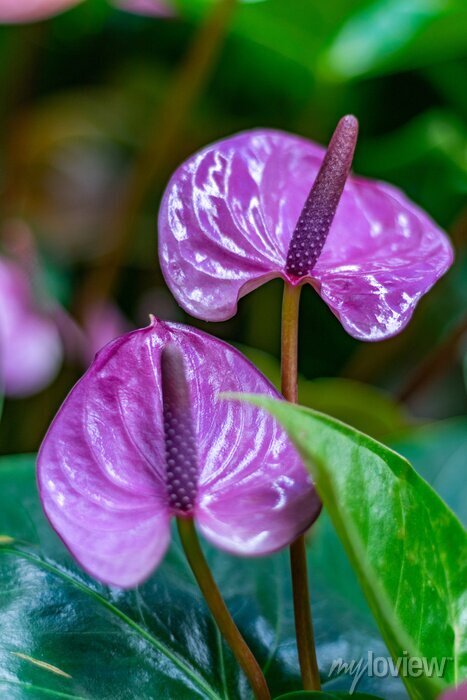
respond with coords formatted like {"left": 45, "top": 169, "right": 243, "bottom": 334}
{"left": 177, "top": 517, "right": 271, "bottom": 700}
{"left": 281, "top": 281, "right": 321, "bottom": 691}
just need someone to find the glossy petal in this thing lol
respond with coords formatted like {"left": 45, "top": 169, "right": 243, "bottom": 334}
{"left": 159, "top": 129, "right": 453, "bottom": 340}
{"left": 112, "top": 0, "right": 175, "bottom": 17}
{"left": 311, "top": 177, "right": 454, "bottom": 340}
{"left": 0, "top": 258, "right": 63, "bottom": 397}
{"left": 0, "top": 0, "right": 82, "bottom": 23}
{"left": 38, "top": 318, "right": 319, "bottom": 587}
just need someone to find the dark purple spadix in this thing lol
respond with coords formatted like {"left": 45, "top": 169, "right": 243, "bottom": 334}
{"left": 285, "top": 115, "right": 359, "bottom": 278}
{"left": 160, "top": 344, "right": 198, "bottom": 515}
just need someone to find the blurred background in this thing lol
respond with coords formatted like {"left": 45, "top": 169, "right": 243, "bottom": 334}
{"left": 0, "top": 0, "right": 466, "bottom": 460}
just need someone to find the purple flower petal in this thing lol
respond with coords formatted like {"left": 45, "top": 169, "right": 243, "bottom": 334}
{"left": 311, "top": 178, "right": 454, "bottom": 340}
{"left": 0, "top": 258, "right": 62, "bottom": 397}
{"left": 158, "top": 129, "right": 453, "bottom": 340}
{"left": 0, "top": 0, "right": 82, "bottom": 23}
{"left": 159, "top": 130, "right": 319, "bottom": 321}
{"left": 38, "top": 318, "right": 319, "bottom": 587}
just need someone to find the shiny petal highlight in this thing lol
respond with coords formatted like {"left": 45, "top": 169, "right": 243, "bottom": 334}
{"left": 38, "top": 318, "right": 319, "bottom": 587}
{"left": 159, "top": 128, "right": 453, "bottom": 340}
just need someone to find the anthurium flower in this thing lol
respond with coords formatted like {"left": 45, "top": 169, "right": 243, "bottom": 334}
{"left": 37, "top": 317, "right": 320, "bottom": 588}
{"left": 159, "top": 116, "right": 454, "bottom": 340}
{"left": 0, "top": 256, "right": 62, "bottom": 397}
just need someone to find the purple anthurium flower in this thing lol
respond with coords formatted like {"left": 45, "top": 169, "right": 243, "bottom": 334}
{"left": 0, "top": 256, "right": 62, "bottom": 397}
{"left": 37, "top": 317, "right": 320, "bottom": 588}
{"left": 158, "top": 116, "right": 454, "bottom": 341}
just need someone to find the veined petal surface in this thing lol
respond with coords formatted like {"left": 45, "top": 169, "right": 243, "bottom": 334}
{"left": 159, "top": 129, "right": 453, "bottom": 340}
{"left": 159, "top": 130, "right": 324, "bottom": 321}
{"left": 311, "top": 177, "right": 454, "bottom": 340}
{"left": 38, "top": 318, "right": 318, "bottom": 587}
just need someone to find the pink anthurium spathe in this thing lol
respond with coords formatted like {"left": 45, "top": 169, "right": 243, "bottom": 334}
{"left": 37, "top": 317, "right": 320, "bottom": 588}
{"left": 158, "top": 116, "right": 454, "bottom": 341}
{"left": 0, "top": 256, "right": 62, "bottom": 397}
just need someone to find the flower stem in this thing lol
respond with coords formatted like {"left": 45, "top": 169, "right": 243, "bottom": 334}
{"left": 281, "top": 281, "right": 321, "bottom": 691}
{"left": 177, "top": 517, "right": 271, "bottom": 700}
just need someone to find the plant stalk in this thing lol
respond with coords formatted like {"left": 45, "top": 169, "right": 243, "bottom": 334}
{"left": 281, "top": 281, "right": 321, "bottom": 691}
{"left": 177, "top": 517, "right": 271, "bottom": 700}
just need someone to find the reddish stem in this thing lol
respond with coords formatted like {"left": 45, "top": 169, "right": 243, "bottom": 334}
{"left": 281, "top": 281, "right": 321, "bottom": 691}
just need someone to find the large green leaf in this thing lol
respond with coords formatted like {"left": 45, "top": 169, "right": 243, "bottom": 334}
{"left": 0, "top": 457, "right": 408, "bottom": 698}
{"left": 239, "top": 397, "right": 467, "bottom": 700}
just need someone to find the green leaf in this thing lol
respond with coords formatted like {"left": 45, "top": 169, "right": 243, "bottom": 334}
{"left": 319, "top": 0, "right": 467, "bottom": 80}
{"left": 0, "top": 456, "right": 409, "bottom": 698}
{"left": 238, "top": 397, "right": 467, "bottom": 700}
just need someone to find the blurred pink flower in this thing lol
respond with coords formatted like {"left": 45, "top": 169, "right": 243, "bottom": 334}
{"left": 82, "top": 300, "right": 130, "bottom": 364}
{"left": 0, "top": 256, "right": 62, "bottom": 397}
{"left": 0, "top": 0, "right": 174, "bottom": 22}
{"left": 159, "top": 117, "right": 454, "bottom": 341}
{"left": 37, "top": 317, "right": 320, "bottom": 587}
{"left": 0, "top": 0, "right": 83, "bottom": 23}
{"left": 440, "top": 683, "right": 467, "bottom": 699}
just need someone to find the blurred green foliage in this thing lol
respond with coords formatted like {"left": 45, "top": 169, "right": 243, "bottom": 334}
{"left": 0, "top": 0, "right": 466, "bottom": 454}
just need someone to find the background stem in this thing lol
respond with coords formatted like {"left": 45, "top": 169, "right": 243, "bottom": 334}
{"left": 76, "top": 0, "right": 237, "bottom": 315}
{"left": 281, "top": 281, "right": 321, "bottom": 691}
{"left": 177, "top": 517, "right": 271, "bottom": 700}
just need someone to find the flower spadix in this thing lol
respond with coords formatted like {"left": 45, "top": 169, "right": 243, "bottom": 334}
{"left": 159, "top": 116, "right": 454, "bottom": 340}
{"left": 37, "top": 317, "right": 320, "bottom": 588}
